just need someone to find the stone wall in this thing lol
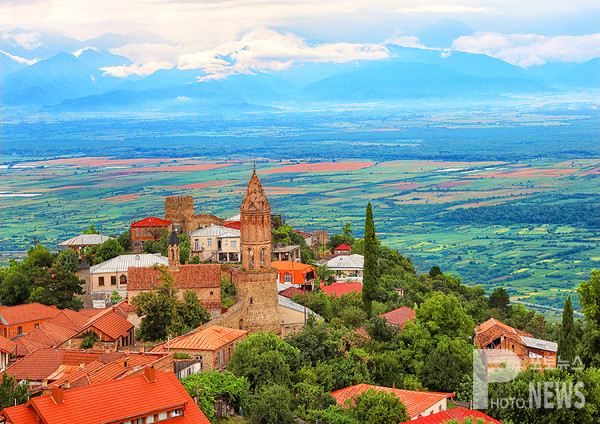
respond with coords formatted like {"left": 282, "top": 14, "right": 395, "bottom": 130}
{"left": 165, "top": 196, "right": 223, "bottom": 233}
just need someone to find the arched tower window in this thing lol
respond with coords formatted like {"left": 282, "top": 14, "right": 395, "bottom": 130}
{"left": 250, "top": 297, "right": 254, "bottom": 304}
{"left": 248, "top": 248, "right": 254, "bottom": 268}
{"left": 260, "top": 248, "right": 265, "bottom": 268}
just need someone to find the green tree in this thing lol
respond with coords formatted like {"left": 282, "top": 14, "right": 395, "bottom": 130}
{"left": 347, "top": 388, "right": 409, "bottom": 424}
{"left": 131, "top": 266, "right": 181, "bottom": 341}
{"left": 340, "top": 306, "right": 367, "bottom": 329}
{"left": 343, "top": 222, "right": 353, "bottom": 237}
{"left": 179, "top": 290, "right": 211, "bottom": 330}
{"left": 56, "top": 249, "right": 79, "bottom": 273}
{"left": 489, "top": 287, "right": 510, "bottom": 313}
{"left": 117, "top": 230, "right": 132, "bottom": 251}
{"left": 0, "top": 374, "right": 29, "bottom": 409}
{"left": 416, "top": 292, "right": 474, "bottom": 341}
{"left": 577, "top": 269, "right": 600, "bottom": 366}
{"left": 83, "top": 224, "right": 99, "bottom": 234}
{"left": 229, "top": 332, "right": 300, "bottom": 390}
{"left": 316, "top": 264, "right": 336, "bottom": 285}
{"left": 306, "top": 405, "right": 358, "bottom": 424}
{"left": 110, "top": 290, "right": 124, "bottom": 305}
{"left": 557, "top": 295, "right": 578, "bottom": 364}
{"left": 362, "top": 202, "right": 379, "bottom": 318}
{"left": 95, "top": 238, "right": 124, "bottom": 263}
{"left": 429, "top": 265, "right": 442, "bottom": 278}
{"left": 248, "top": 384, "right": 295, "bottom": 424}
{"left": 80, "top": 332, "right": 99, "bottom": 349}
{"left": 28, "top": 261, "right": 85, "bottom": 310}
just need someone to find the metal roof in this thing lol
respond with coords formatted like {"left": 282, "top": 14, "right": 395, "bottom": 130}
{"left": 325, "top": 254, "right": 364, "bottom": 270}
{"left": 278, "top": 295, "right": 323, "bottom": 320}
{"left": 190, "top": 224, "right": 241, "bottom": 238}
{"left": 90, "top": 254, "right": 168, "bottom": 274}
{"left": 520, "top": 335, "right": 558, "bottom": 352}
{"left": 59, "top": 234, "right": 113, "bottom": 247}
{"left": 224, "top": 214, "right": 240, "bottom": 222}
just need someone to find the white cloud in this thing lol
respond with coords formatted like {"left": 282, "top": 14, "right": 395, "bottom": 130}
{"left": 109, "top": 42, "right": 185, "bottom": 64}
{"left": 0, "top": 49, "right": 39, "bottom": 64}
{"left": 71, "top": 46, "right": 100, "bottom": 57}
{"left": 396, "top": 5, "right": 489, "bottom": 13}
{"left": 452, "top": 32, "right": 600, "bottom": 67}
{"left": 1, "top": 30, "right": 41, "bottom": 49}
{"left": 101, "top": 60, "right": 174, "bottom": 77}
{"left": 178, "top": 28, "right": 389, "bottom": 79}
{"left": 384, "top": 35, "right": 429, "bottom": 49}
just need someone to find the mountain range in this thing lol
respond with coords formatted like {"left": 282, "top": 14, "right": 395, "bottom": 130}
{"left": 1, "top": 27, "right": 598, "bottom": 114}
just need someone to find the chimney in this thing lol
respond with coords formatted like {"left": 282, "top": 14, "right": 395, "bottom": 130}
{"left": 139, "top": 346, "right": 145, "bottom": 353}
{"left": 64, "top": 380, "right": 71, "bottom": 389}
{"left": 144, "top": 365, "right": 156, "bottom": 383}
{"left": 41, "top": 379, "right": 48, "bottom": 389}
{"left": 51, "top": 387, "right": 64, "bottom": 404}
{"left": 79, "top": 361, "right": 85, "bottom": 370}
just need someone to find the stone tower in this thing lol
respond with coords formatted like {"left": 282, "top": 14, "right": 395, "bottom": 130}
{"left": 234, "top": 170, "right": 280, "bottom": 333}
{"left": 167, "top": 231, "right": 180, "bottom": 273}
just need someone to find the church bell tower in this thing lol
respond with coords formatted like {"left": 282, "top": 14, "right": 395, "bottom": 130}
{"left": 234, "top": 170, "right": 280, "bottom": 333}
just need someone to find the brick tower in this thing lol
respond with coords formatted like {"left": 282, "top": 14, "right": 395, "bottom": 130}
{"left": 234, "top": 170, "right": 280, "bottom": 333}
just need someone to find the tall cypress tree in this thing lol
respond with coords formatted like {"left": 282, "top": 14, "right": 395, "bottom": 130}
{"left": 362, "top": 202, "right": 379, "bottom": 318}
{"left": 557, "top": 295, "right": 578, "bottom": 363}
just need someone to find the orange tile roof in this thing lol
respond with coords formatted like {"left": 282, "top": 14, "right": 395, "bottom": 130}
{"left": 334, "top": 244, "right": 352, "bottom": 251}
{"left": 0, "top": 335, "right": 17, "bottom": 354}
{"left": 3, "top": 349, "right": 104, "bottom": 381}
{"left": 0, "top": 303, "right": 59, "bottom": 326}
{"left": 381, "top": 306, "right": 415, "bottom": 327}
{"left": 152, "top": 326, "right": 247, "bottom": 353}
{"left": 319, "top": 282, "right": 363, "bottom": 297}
{"left": 474, "top": 318, "right": 532, "bottom": 348}
{"left": 402, "top": 407, "right": 503, "bottom": 424}
{"left": 128, "top": 264, "right": 221, "bottom": 290}
{"left": 131, "top": 217, "right": 172, "bottom": 227}
{"left": 278, "top": 286, "right": 306, "bottom": 299}
{"left": 331, "top": 384, "right": 454, "bottom": 419}
{"left": 271, "top": 261, "right": 315, "bottom": 273}
{"left": 1, "top": 370, "right": 210, "bottom": 424}
{"left": 80, "top": 309, "right": 133, "bottom": 340}
{"left": 78, "top": 308, "right": 107, "bottom": 317}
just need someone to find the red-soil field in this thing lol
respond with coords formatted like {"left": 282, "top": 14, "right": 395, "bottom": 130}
{"left": 259, "top": 162, "right": 375, "bottom": 174}
{"left": 434, "top": 180, "right": 475, "bottom": 189}
{"left": 174, "top": 180, "right": 238, "bottom": 189}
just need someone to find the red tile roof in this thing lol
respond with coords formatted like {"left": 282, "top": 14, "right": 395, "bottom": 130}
{"left": 0, "top": 335, "right": 17, "bottom": 355}
{"left": 0, "top": 303, "right": 59, "bottom": 326}
{"left": 1, "top": 370, "right": 210, "bottom": 424}
{"left": 131, "top": 217, "right": 172, "bottom": 227}
{"left": 319, "top": 282, "right": 363, "bottom": 297}
{"left": 331, "top": 384, "right": 454, "bottom": 420}
{"left": 381, "top": 306, "right": 415, "bottom": 327}
{"left": 293, "top": 230, "right": 312, "bottom": 238}
{"left": 334, "top": 244, "right": 352, "bottom": 251}
{"left": 128, "top": 264, "right": 221, "bottom": 291}
{"left": 401, "top": 407, "right": 503, "bottom": 424}
{"left": 278, "top": 286, "right": 306, "bottom": 299}
{"left": 224, "top": 221, "right": 241, "bottom": 230}
{"left": 152, "top": 326, "right": 247, "bottom": 352}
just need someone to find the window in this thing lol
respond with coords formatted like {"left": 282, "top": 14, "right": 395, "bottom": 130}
{"left": 195, "top": 239, "right": 199, "bottom": 251}
{"left": 284, "top": 273, "right": 292, "bottom": 283}
{"left": 172, "top": 409, "right": 182, "bottom": 417}
{"left": 134, "top": 228, "right": 139, "bottom": 237}
{"left": 231, "top": 240, "right": 236, "bottom": 249}
{"left": 135, "top": 418, "right": 144, "bottom": 424}
{"left": 260, "top": 248, "right": 265, "bottom": 267}
{"left": 111, "top": 276, "right": 117, "bottom": 285}
{"left": 210, "top": 291, "right": 214, "bottom": 297}
{"left": 250, "top": 297, "right": 253, "bottom": 305}
{"left": 216, "top": 352, "right": 220, "bottom": 368}
{"left": 17, "top": 326, "right": 22, "bottom": 335}
{"left": 120, "top": 274, "right": 127, "bottom": 285}
{"left": 248, "top": 248, "right": 254, "bottom": 267}
{"left": 99, "top": 276, "right": 105, "bottom": 286}
{"left": 34, "top": 324, "right": 39, "bottom": 328}
{"left": 141, "top": 228, "right": 146, "bottom": 237}
{"left": 158, "top": 412, "right": 168, "bottom": 421}
{"left": 207, "top": 238, "right": 212, "bottom": 247}
{"left": 147, "top": 414, "right": 156, "bottom": 423}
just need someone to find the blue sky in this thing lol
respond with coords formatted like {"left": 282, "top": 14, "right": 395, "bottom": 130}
{"left": 1, "top": 0, "right": 599, "bottom": 77}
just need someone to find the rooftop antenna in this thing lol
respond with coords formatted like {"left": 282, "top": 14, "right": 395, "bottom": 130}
{"left": 253, "top": 160, "right": 256, "bottom": 171}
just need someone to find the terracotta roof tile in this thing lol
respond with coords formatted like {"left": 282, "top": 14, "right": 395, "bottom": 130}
{"left": 334, "top": 244, "right": 352, "bottom": 251}
{"left": 331, "top": 384, "right": 454, "bottom": 420}
{"left": 319, "top": 282, "right": 363, "bottom": 297}
{"left": 0, "top": 303, "right": 59, "bottom": 326}
{"left": 0, "top": 335, "right": 17, "bottom": 354}
{"left": 401, "top": 407, "right": 503, "bottom": 423}
{"left": 81, "top": 310, "right": 133, "bottom": 340}
{"left": 131, "top": 217, "right": 172, "bottom": 227}
{"left": 278, "top": 286, "right": 306, "bottom": 299}
{"left": 381, "top": 307, "right": 415, "bottom": 327}
{"left": 1, "top": 370, "right": 210, "bottom": 424}
{"left": 474, "top": 318, "right": 532, "bottom": 348}
{"left": 152, "top": 326, "right": 247, "bottom": 352}
{"left": 271, "top": 261, "right": 315, "bottom": 273}
{"left": 4, "top": 349, "right": 104, "bottom": 382}
{"left": 128, "top": 264, "right": 221, "bottom": 291}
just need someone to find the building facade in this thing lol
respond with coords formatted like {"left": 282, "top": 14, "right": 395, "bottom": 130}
{"left": 189, "top": 225, "right": 241, "bottom": 263}
{"left": 130, "top": 217, "right": 171, "bottom": 253}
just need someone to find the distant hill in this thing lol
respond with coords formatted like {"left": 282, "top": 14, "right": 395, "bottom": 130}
{"left": 529, "top": 58, "right": 600, "bottom": 88}
{"left": 416, "top": 19, "right": 475, "bottom": 48}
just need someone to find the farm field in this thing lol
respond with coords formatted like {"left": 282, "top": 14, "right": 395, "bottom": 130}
{"left": 1, "top": 102, "right": 598, "bottom": 311}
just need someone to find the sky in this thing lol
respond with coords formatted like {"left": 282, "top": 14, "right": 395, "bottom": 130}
{"left": 1, "top": 0, "right": 599, "bottom": 78}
